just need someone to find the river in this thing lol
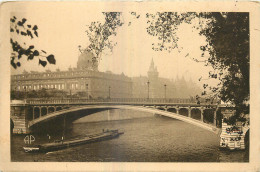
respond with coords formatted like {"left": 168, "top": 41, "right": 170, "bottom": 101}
{"left": 11, "top": 109, "right": 249, "bottom": 162}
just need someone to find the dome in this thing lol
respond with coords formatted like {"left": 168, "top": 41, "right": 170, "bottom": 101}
{"left": 77, "top": 50, "right": 98, "bottom": 71}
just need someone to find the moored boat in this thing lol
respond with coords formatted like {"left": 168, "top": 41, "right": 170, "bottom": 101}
{"left": 23, "top": 129, "right": 124, "bottom": 153}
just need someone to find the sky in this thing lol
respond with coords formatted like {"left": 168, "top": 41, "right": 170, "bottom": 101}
{"left": 10, "top": 2, "right": 216, "bottom": 87}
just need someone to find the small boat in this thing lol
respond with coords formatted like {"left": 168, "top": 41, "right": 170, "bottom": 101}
{"left": 23, "top": 129, "right": 124, "bottom": 153}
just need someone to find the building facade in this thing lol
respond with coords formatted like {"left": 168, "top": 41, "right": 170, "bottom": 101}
{"left": 11, "top": 53, "right": 201, "bottom": 99}
{"left": 11, "top": 51, "right": 132, "bottom": 99}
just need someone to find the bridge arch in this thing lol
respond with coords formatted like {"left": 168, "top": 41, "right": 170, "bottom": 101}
{"left": 179, "top": 108, "right": 188, "bottom": 117}
{"left": 191, "top": 108, "right": 201, "bottom": 120}
{"left": 203, "top": 109, "right": 215, "bottom": 124}
{"left": 41, "top": 107, "right": 47, "bottom": 116}
{"left": 56, "top": 106, "right": 62, "bottom": 111}
{"left": 63, "top": 106, "right": 70, "bottom": 109}
{"left": 157, "top": 107, "right": 165, "bottom": 111}
{"left": 33, "top": 107, "right": 40, "bottom": 119}
{"left": 167, "top": 107, "right": 177, "bottom": 113}
{"left": 47, "top": 106, "right": 55, "bottom": 114}
{"left": 28, "top": 105, "right": 219, "bottom": 134}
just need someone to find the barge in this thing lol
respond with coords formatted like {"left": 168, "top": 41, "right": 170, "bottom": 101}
{"left": 23, "top": 129, "right": 124, "bottom": 153}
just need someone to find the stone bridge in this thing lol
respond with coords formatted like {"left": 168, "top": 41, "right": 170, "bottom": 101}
{"left": 10, "top": 98, "right": 234, "bottom": 134}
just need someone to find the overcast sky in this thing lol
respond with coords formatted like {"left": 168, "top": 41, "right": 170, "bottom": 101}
{"left": 10, "top": 2, "right": 215, "bottom": 87}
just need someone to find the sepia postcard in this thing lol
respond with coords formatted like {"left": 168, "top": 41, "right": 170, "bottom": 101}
{"left": 0, "top": 1, "right": 260, "bottom": 171}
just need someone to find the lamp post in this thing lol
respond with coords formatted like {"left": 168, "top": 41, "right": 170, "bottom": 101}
{"left": 147, "top": 81, "right": 150, "bottom": 99}
{"left": 70, "top": 89, "right": 72, "bottom": 101}
{"left": 24, "top": 86, "right": 27, "bottom": 100}
{"left": 86, "top": 84, "right": 88, "bottom": 99}
{"left": 164, "top": 84, "right": 167, "bottom": 100}
{"left": 109, "top": 86, "right": 111, "bottom": 99}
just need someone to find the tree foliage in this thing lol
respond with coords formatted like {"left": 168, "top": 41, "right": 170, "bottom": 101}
{"left": 200, "top": 13, "right": 249, "bottom": 116}
{"left": 146, "top": 12, "right": 249, "bottom": 121}
{"left": 11, "top": 88, "right": 94, "bottom": 100}
{"left": 10, "top": 16, "right": 55, "bottom": 69}
{"left": 11, "top": 88, "right": 67, "bottom": 100}
{"left": 81, "top": 12, "right": 123, "bottom": 68}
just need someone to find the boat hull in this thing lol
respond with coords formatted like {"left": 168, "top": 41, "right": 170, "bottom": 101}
{"left": 23, "top": 130, "right": 122, "bottom": 153}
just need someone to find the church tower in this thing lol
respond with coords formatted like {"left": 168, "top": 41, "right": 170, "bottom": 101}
{"left": 147, "top": 58, "right": 159, "bottom": 98}
{"left": 147, "top": 58, "right": 159, "bottom": 81}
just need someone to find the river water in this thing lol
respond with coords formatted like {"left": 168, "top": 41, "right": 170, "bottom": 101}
{"left": 11, "top": 109, "right": 249, "bottom": 162}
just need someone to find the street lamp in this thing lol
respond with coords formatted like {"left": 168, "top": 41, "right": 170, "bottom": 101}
{"left": 24, "top": 86, "right": 27, "bottom": 99}
{"left": 86, "top": 84, "right": 88, "bottom": 99}
{"left": 108, "top": 86, "right": 111, "bottom": 99}
{"left": 147, "top": 81, "right": 150, "bottom": 99}
{"left": 164, "top": 84, "right": 167, "bottom": 99}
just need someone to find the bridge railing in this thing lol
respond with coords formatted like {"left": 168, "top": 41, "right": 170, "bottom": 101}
{"left": 25, "top": 97, "right": 217, "bottom": 105}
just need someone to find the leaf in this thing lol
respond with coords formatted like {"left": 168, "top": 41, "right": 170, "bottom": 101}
{"left": 33, "top": 50, "right": 39, "bottom": 56}
{"left": 29, "top": 45, "right": 34, "bottom": 49}
{"left": 32, "top": 25, "right": 38, "bottom": 30}
{"left": 39, "top": 59, "right": 47, "bottom": 67}
{"left": 11, "top": 60, "right": 17, "bottom": 69}
{"left": 17, "top": 21, "right": 23, "bottom": 26}
{"left": 28, "top": 54, "right": 34, "bottom": 60}
{"left": 34, "top": 31, "right": 38, "bottom": 37}
{"left": 21, "top": 18, "right": 27, "bottom": 24}
{"left": 27, "top": 30, "right": 33, "bottom": 39}
{"left": 27, "top": 25, "right": 31, "bottom": 28}
{"left": 46, "top": 54, "right": 56, "bottom": 64}
{"left": 18, "top": 53, "right": 22, "bottom": 59}
{"left": 21, "top": 31, "right": 27, "bottom": 36}
{"left": 18, "top": 49, "right": 26, "bottom": 59}
{"left": 25, "top": 48, "right": 32, "bottom": 55}
{"left": 10, "top": 28, "right": 14, "bottom": 32}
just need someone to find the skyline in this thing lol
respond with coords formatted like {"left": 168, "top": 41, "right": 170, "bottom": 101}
{"left": 10, "top": 3, "right": 216, "bottom": 88}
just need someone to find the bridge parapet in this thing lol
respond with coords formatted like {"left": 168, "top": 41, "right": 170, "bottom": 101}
{"left": 25, "top": 98, "right": 218, "bottom": 107}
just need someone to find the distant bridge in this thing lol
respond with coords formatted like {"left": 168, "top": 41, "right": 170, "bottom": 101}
{"left": 11, "top": 98, "right": 233, "bottom": 134}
